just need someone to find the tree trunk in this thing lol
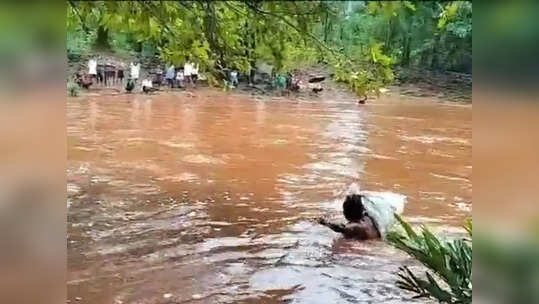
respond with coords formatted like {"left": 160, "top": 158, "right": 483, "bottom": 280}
{"left": 247, "top": 2, "right": 261, "bottom": 84}
{"left": 95, "top": 25, "right": 111, "bottom": 50}
{"left": 134, "top": 42, "right": 142, "bottom": 53}
{"left": 430, "top": 33, "right": 442, "bottom": 70}
{"left": 385, "top": 19, "right": 391, "bottom": 51}
{"left": 401, "top": 33, "right": 411, "bottom": 66}
{"left": 204, "top": 2, "right": 220, "bottom": 58}
{"left": 249, "top": 27, "right": 256, "bottom": 84}
{"left": 323, "top": 11, "right": 329, "bottom": 43}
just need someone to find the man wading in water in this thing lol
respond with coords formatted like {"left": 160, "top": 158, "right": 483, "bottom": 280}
{"left": 318, "top": 194, "right": 381, "bottom": 240}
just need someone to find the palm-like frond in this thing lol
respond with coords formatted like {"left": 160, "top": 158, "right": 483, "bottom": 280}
{"left": 387, "top": 214, "right": 472, "bottom": 303}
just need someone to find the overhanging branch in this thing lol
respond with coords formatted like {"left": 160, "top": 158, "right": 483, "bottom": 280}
{"left": 241, "top": 1, "right": 351, "bottom": 61}
{"left": 68, "top": 0, "right": 90, "bottom": 33}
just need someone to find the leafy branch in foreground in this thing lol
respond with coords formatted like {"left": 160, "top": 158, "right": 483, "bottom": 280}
{"left": 387, "top": 215, "right": 472, "bottom": 303}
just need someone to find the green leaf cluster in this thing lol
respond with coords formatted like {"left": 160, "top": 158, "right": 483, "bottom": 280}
{"left": 67, "top": 1, "right": 471, "bottom": 92}
{"left": 67, "top": 80, "right": 80, "bottom": 97}
{"left": 387, "top": 215, "right": 472, "bottom": 303}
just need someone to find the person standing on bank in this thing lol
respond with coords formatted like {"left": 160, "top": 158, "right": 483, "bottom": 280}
{"left": 166, "top": 64, "right": 175, "bottom": 89}
{"left": 88, "top": 57, "right": 97, "bottom": 83}
{"left": 117, "top": 63, "right": 125, "bottom": 86}
{"left": 183, "top": 58, "right": 194, "bottom": 88}
{"left": 230, "top": 69, "right": 239, "bottom": 88}
{"left": 130, "top": 61, "right": 140, "bottom": 83}
{"left": 192, "top": 62, "right": 199, "bottom": 85}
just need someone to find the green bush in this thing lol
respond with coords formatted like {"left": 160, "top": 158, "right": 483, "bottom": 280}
{"left": 67, "top": 81, "right": 80, "bottom": 97}
{"left": 387, "top": 215, "right": 472, "bottom": 303}
{"left": 67, "top": 28, "right": 96, "bottom": 58}
{"left": 328, "top": 40, "right": 394, "bottom": 98}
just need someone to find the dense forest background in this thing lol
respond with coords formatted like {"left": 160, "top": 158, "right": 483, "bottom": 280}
{"left": 67, "top": 1, "right": 471, "bottom": 95}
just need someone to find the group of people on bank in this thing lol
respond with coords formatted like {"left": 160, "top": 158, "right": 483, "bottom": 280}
{"left": 77, "top": 58, "right": 134, "bottom": 88}
{"left": 76, "top": 57, "right": 325, "bottom": 95}
{"left": 137, "top": 59, "right": 202, "bottom": 93}
{"left": 162, "top": 59, "right": 200, "bottom": 90}
{"left": 76, "top": 57, "right": 201, "bottom": 94}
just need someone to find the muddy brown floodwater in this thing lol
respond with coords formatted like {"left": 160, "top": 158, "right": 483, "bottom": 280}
{"left": 67, "top": 88, "right": 471, "bottom": 304}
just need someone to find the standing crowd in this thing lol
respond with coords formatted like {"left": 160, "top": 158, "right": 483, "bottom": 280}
{"left": 77, "top": 56, "right": 201, "bottom": 94}
{"left": 82, "top": 58, "right": 128, "bottom": 87}
{"left": 75, "top": 57, "right": 321, "bottom": 95}
{"left": 162, "top": 58, "right": 200, "bottom": 90}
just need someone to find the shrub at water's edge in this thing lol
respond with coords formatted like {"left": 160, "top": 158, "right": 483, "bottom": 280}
{"left": 67, "top": 80, "right": 80, "bottom": 97}
{"left": 387, "top": 215, "right": 472, "bottom": 303}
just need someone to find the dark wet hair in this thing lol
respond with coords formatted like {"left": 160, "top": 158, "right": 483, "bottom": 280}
{"left": 342, "top": 194, "right": 365, "bottom": 222}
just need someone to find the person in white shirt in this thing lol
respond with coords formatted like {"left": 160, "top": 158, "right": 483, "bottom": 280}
{"left": 142, "top": 78, "right": 158, "bottom": 94}
{"left": 230, "top": 70, "right": 238, "bottom": 88}
{"left": 142, "top": 79, "right": 152, "bottom": 88}
{"left": 165, "top": 64, "right": 176, "bottom": 89}
{"left": 130, "top": 62, "right": 140, "bottom": 82}
{"left": 192, "top": 63, "right": 199, "bottom": 84}
{"left": 88, "top": 58, "right": 97, "bottom": 82}
{"left": 183, "top": 57, "right": 194, "bottom": 88}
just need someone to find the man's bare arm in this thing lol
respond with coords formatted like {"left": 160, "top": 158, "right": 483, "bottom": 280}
{"left": 317, "top": 217, "right": 377, "bottom": 239}
{"left": 318, "top": 217, "right": 347, "bottom": 233}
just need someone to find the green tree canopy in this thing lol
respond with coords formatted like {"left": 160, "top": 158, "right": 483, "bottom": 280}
{"left": 67, "top": 1, "right": 472, "bottom": 94}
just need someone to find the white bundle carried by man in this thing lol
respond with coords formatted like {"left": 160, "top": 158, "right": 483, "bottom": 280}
{"left": 345, "top": 184, "right": 406, "bottom": 238}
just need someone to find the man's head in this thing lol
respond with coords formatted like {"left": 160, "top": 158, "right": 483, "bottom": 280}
{"left": 342, "top": 194, "right": 365, "bottom": 222}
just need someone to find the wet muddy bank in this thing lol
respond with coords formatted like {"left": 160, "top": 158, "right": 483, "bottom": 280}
{"left": 395, "top": 68, "right": 472, "bottom": 103}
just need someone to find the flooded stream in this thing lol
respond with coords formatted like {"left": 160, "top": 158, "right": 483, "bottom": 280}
{"left": 67, "top": 88, "right": 471, "bottom": 303}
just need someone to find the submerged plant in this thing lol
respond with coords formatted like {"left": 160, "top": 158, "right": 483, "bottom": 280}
{"left": 387, "top": 215, "right": 472, "bottom": 303}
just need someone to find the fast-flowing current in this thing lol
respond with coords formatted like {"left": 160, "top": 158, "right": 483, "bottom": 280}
{"left": 67, "top": 87, "right": 471, "bottom": 303}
